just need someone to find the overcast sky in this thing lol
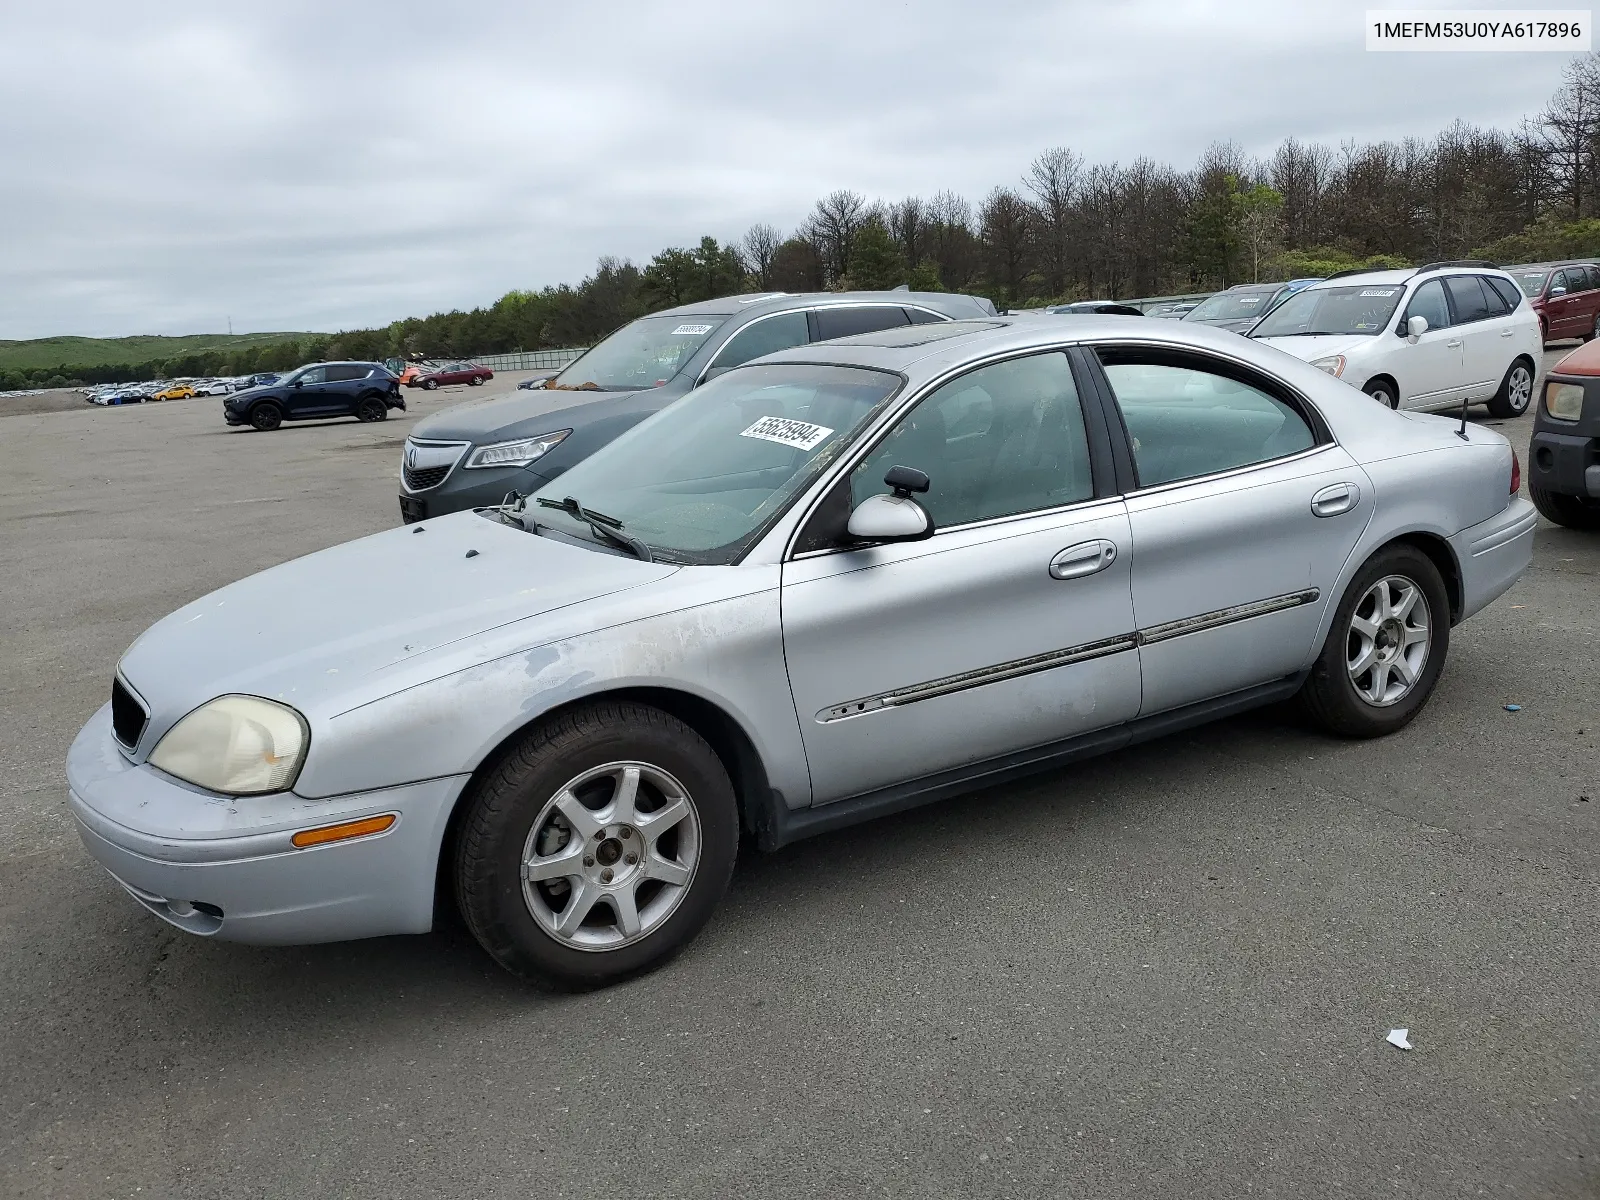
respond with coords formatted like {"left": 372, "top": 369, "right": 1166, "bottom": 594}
{"left": 0, "top": 0, "right": 1582, "bottom": 340}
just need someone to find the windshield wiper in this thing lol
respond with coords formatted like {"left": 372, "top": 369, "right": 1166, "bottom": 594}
{"left": 536, "top": 496, "right": 653, "bottom": 563}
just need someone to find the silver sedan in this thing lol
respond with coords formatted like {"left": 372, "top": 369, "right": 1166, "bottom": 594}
{"left": 67, "top": 317, "right": 1536, "bottom": 987}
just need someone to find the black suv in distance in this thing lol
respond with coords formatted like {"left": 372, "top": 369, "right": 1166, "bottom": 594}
{"left": 224, "top": 362, "right": 405, "bottom": 431}
{"left": 397, "top": 289, "right": 996, "bottom": 522}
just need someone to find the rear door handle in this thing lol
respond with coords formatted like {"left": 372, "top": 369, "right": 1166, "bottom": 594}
{"left": 1311, "top": 482, "right": 1360, "bottom": 517}
{"left": 1501, "top": 329, "right": 1514, "bottom": 337}
{"left": 1049, "top": 539, "right": 1117, "bottom": 580}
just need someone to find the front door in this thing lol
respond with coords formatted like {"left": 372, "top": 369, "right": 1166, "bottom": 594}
{"left": 1394, "top": 278, "right": 1465, "bottom": 409}
{"left": 1093, "top": 348, "right": 1373, "bottom": 715}
{"left": 782, "top": 350, "right": 1142, "bottom": 805}
{"left": 284, "top": 365, "right": 332, "bottom": 417}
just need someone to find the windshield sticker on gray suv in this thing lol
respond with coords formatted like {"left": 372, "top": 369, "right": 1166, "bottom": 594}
{"left": 740, "top": 416, "right": 834, "bottom": 451}
{"left": 1360, "top": 288, "right": 1398, "bottom": 297}
{"left": 671, "top": 324, "right": 715, "bottom": 336}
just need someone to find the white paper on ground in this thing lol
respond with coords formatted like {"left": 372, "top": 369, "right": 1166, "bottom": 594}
{"left": 1386, "top": 1028, "right": 1412, "bottom": 1051}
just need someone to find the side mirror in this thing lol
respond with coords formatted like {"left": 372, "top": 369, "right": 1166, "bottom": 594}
{"left": 846, "top": 466, "right": 933, "bottom": 542}
{"left": 293, "top": 379, "right": 304, "bottom": 388}
{"left": 1406, "top": 315, "right": 1428, "bottom": 342}
{"left": 1550, "top": 286, "right": 1567, "bottom": 297}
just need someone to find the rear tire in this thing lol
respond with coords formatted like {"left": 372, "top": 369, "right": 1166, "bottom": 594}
{"left": 1362, "top": 378, "right": 1399, "bottom": 409}
{"left": 355, "top": 395, "right": 387, "bottom": 422}
{"left": 1530, "top": 481, "right": 1600, "bottom": 529}
{"left": 1485, "top": 357, "right": 1534, "bottom": 418}
{"left": 1297, "top": 544, "right": 1450, "bottom": 738}
{"left": 454, "top": 701, "right": 739, "bottom": 989}
{"left": 249, "top": 401, "right": 283, "bottom": 431}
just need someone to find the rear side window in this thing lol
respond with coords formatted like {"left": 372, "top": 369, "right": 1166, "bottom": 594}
{"left": 904, "top": 307, "right": 946, "bottom": 325}
{"left": 814, "top": 306, "right": 911, "bottom": 341}
{"left": 1485, "top": 275, "right": 1523, "bottom": 312}
{"left": 1444, "top": 275, "right": 1492, "bottom": 323}
{"left": 705, "top": 312, "right": 809, "bottom": 378}
{"left": 325, "top": 365, "right": 365, "bottom": 382}
{"left": 1098, "top": 352, "right": 1317, "bottom": 488}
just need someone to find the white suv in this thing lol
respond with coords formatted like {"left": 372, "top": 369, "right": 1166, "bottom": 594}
{"left": 1250, "top": 262, "right": 1541, "bottom": 417}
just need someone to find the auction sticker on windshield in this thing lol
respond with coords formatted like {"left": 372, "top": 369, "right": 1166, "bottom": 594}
{"left": 1360, "top": 288, "right": 1398, "bottom": 296}
{"left": 740, "top": 416, "right": 834, "bottom": 450}
{"left": 671, "top": 324, "right": 715, "bottom": 336}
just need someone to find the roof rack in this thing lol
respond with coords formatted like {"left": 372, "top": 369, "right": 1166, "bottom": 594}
{"left": 1412, "top": 259, "right": 1499, "bottom": 275}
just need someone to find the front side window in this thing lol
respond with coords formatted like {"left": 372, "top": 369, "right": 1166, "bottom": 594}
{"left": 294, "top": 366, "right": 327, "bottom": 385}
{"left": 1444, "top": 275, "right": 1492, "bottom": 323}
{"left": 1250, "top": 283, "right": 1405, "bottom": 337}
{"left": 814, "top": 306, "right": 911, "bottom": 341}
{"left": 528, "top": 364, "right": 900, "bottom": 564}
{"left": 1402, "top": 279, "right": 1451, "bottom": 331}
{"left": 1551, "top": 269, "right": 1574, "bottom": 295}
{"left": 850, "top": 352, "right": 1094, "bottom": 528}
{"left": 1099, "top": 354, "right": 1316, "bottom": 488}
{"left": 705, "top": 312, "right": 809, "bottom": 378}
{"left": 547, "top": 314, "right": 729, "bottom": 391}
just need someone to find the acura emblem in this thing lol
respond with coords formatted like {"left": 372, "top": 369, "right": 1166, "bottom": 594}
{"left": 404, "top": 444, "right": 417, "bottom": 470}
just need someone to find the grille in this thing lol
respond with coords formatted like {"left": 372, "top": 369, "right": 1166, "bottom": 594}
{"left": 110, "top": 677, "right": 148, "bottom": 749}
{"left": 403, "top": 463, "right": 452, "bottom": 490}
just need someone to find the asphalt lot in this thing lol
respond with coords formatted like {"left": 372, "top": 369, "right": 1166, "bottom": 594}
{"left": 2, "top": 356, "right": 1597, "bottom": 1200}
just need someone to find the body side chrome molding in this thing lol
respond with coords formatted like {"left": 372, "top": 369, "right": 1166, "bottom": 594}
{"left": 814, "top": 588, "right": 1319, "bottom": 722}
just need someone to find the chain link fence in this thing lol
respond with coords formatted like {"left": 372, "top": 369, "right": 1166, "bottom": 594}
{"left": 467, "top": 348, "right": 588, "bottom": 372}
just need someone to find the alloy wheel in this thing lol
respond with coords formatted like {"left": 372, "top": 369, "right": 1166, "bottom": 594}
{"left": 519, "top": 761, "right": 700, "bottom": 951}
{"left": 1506, "top": 364, "right": 1532, "bottom": 413}
{"left": 1346, "top": 575, "right": 1431, "bottom": 707}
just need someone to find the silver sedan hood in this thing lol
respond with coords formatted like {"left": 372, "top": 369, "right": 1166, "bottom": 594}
{"left": 118, "top": 514, "right": 677, "bottom": 744}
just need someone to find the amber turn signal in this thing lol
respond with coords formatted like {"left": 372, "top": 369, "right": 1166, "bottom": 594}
{"left": 291, "top": 813, "right": 396, "bottom": 849}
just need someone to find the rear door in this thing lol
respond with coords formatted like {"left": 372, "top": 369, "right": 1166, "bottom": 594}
{"left": 1443, "top": 275, "right": 1503, "bottom": 399}
{"left": 322, "top": 365, "right": 368, "bottom": 413}
{"left": 1576, "top": 265, "right": 1600, "bottom": 339}
{"left": 1091, "top": 345, "right": 1373, "bottom": 715}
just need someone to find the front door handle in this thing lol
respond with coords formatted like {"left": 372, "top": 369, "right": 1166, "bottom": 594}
{"left": 1501, "top": 329, "right": 1514, "bottom": 337}
{"left": 1311, "top": 482, "right": 1360, "bottom": 517}
{"left": 1049, "top": 539, "right": 1117, "bottom": 580}
{"left": 1446, "top": 339, "right": 1464, "bottom": 348}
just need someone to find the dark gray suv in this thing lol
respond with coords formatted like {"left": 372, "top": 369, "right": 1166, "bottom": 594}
{"left": 397, "top": 290, "right": 995, "bottom": 521}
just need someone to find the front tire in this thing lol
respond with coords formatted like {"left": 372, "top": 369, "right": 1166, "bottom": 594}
{"left": 249, "top": 401, "right": 283, "bottom": 431}
{"left": 454, "top": 701, "right": 739, "bottom": 988}
{"left": 1297, "top": 544, "right": 1450, "bottom": 738}
{"left": 1485, "top": 357, "right": 1534, "bottom": 418}
{"left": 469, "top": 375, "right": 484, "bottom": 386}
{"left": 423, "top": 379, "right": 438, "bottom": 390}
{"left": 1362, "top": 378, "right": 1399, "bottom": 409}
{"left": 1530, "top": 481, "right": 1600, "bottom": 529}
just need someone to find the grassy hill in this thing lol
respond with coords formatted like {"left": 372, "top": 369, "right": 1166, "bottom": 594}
{"left": 0, "top": 332, "right": 312, "bottom": 373}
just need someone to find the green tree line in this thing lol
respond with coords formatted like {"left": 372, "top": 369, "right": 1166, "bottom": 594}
{"left": 11, "top": 54, "right": 1600, "bottom": 391}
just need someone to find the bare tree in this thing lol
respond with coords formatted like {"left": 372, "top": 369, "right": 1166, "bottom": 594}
{"left": 886, "top": 196, "right": 929, "bottom": 271}
{"left": 740, "top": 223, "right": 782, "bottom": 290}
{"left": 804, "top": 189, "right": 869, "bottom": 283}
{"left": 925, "top": 190, "right": 979, "bottom": 290}
{"left": 1023, "top": 146, "right": 1083, "bottom": 298}
{"left": 978, "top": 186, "right": 1034, "bottom": 306}
{"left": 1541, "top": 54, "right": 1600, "bottom": 218}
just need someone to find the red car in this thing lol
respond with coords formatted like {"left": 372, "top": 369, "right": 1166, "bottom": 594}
{"left": 406, "top": 361, "right": 494, "bottom": 390}
{"left": 1509, "top": 261, "right": 1600, "bottom": 345}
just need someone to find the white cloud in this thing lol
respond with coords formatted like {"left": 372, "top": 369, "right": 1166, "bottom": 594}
{"left": 0, "top": 0, "right": 1578, "bottom": 338}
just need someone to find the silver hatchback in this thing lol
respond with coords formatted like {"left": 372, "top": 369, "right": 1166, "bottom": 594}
{"left": 68, "top": 317, "right": 1535, "bottom": 987}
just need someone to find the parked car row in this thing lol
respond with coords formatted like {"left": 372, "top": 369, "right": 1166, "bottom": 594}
{"left": 83, "top": 376, "right": 248, "bottom": 405}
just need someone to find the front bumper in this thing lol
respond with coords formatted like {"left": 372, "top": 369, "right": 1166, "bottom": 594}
{"left": 1447, "top": 496, "right": 1537, "bottom": 621}
{"left": 1529, "top": 428, "right": 1600, "bottom": 498}
{"left": 67, "top": 705, "right": 466, "bottom": 945}
{"left": 399, "top": 463, "right": 551, "bottom": 523}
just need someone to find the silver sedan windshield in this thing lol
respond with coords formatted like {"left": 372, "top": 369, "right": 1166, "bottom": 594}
{"left": 529, "top": 364, "right": 902, "bottom": 563}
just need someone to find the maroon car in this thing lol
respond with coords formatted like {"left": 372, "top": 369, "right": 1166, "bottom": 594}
{"left": 1509, "top": 261, "right": 1600, "bottom": 345}
{"left": 406, "top": 361, "right": 494, "bottom": 390}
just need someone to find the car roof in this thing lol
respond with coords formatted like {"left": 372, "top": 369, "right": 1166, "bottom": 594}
{"left": 754, "top": 313, "right": 1283, "bottom": 378}
{"left": 1224, "top": 282, "right": 1284, "bottom": 292}
{"left": 1506, "top": 260, "right": 1595, "bottom": 271}
{"left": 647, "top": 290, "right": 993, "bottom": 321}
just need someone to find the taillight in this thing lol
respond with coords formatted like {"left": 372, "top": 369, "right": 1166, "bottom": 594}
{"left": 1510, "top": 449, "right": 1521, "bottom": 495}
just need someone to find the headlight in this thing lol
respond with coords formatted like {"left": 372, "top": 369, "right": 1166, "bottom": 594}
{"left": 1545, "top": 381, "right": 1585, "bottom": 421}
{"left": 147, "top": 695, "right": 309, "bottom": 795}
{"left": 465, "top": 429, "right": 571, "bottom": 469}
{"left": 1310, "top": 355, "right": 1346, "bottom": 378}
